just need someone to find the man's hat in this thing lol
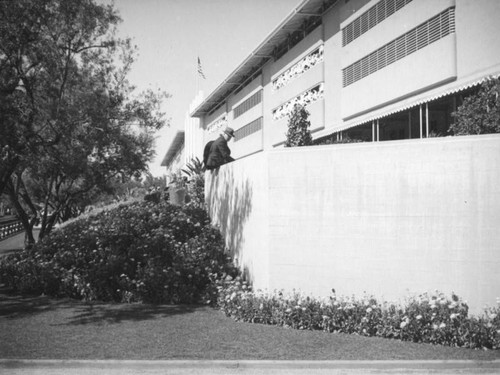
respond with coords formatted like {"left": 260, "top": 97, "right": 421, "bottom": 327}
{"left": 223, "top": 127, "right": 235, "bottom": 138}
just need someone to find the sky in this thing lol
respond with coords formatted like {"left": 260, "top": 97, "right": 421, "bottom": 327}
{"left": 105, "top": 0, "right": 298, "bottom": 176}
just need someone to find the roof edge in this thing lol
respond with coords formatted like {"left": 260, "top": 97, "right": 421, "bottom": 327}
{"left": 190, "top": 0, "right": 313, "bottom": 118}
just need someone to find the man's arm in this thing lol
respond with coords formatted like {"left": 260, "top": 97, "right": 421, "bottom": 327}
{"left": 218, "top": 141, "right": 233, "bottom": 162}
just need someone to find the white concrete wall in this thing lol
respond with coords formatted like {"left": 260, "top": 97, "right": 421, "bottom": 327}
{"left": 206, "top": 153, "right": 269, "bottom": 289}
{"left": 207, "top": 135, "right": 500, "bottom": 314}
{"left": 455, "top": 0, "right": 500, "bottom": 79}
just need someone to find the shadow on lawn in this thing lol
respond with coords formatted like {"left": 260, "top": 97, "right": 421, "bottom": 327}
{"left": 0, "top": 286, "right": 78, "bottom": 319}
{"left": 0, "top": 285, "right": 205, "bottom": 324}
{"left": 63, "top": 303, "right": 202, "bottom": 325}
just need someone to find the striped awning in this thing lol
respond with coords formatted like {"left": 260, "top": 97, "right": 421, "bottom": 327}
{"left": 314, "top": 70, "right": 500, "bottom": 139}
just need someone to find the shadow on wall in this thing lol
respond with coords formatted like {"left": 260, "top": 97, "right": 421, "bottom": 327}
{"left": 206, "top": 166, "right": 253, "bottom": 282}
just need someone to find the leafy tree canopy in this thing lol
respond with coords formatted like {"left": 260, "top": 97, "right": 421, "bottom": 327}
{"left": 0, "top": 0, "right": 169, "bottom": 243}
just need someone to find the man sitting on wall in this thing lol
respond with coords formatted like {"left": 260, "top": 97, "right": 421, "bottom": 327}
{"left": 205, "top": 127, "right": 235, "bottom": 170}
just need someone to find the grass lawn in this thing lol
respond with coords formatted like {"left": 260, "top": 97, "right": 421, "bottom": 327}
{"left": 0, "top": 286, "right": 499, "bottom": 361}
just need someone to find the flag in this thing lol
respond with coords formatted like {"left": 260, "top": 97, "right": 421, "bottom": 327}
{"left": 197, "top": 57, "right": 206, "bottom": 79}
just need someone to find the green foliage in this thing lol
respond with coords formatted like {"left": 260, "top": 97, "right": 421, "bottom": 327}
{"left": 313, "top": 135, "right": 364, "bottom": 146}
{"left": 450, "top": 77, "right": 500, "bottom": 135}
{"left": 168, "top": 170, "right": 188, "bottom": 189}
{"left": 217, "top": 283, "right": 500, "bottom": 350}
{"left": 0, "top": 0, "right": 169, "bottom": 243}
{"left": 284, "top": 104, "right": 313, "bottom": 147}
{"left": 182, "top": 158, "right": 206, "bottom": 209}
{"left": 182, "top": 157, "right": 205, "bottom": 177}
{"left": 0, "top": 200, "right": 238, "bottom": 304}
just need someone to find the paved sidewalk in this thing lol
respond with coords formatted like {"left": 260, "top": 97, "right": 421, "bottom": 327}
{"left": 1, "top": 360, "right": 500, "bottom": 375}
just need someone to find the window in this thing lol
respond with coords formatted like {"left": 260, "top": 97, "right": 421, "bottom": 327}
{"left": 272, "top": 46, "right": 324, "bottom": 91}
{"left": 206, "top": 115, "right": 228, "bottom": 134}
{"left": 272, "top": 83, "right": 324, "bottom": 121}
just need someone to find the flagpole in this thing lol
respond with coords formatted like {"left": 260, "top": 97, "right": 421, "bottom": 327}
{"left": 196, "top": 56, "right": 200, "bottom": 95}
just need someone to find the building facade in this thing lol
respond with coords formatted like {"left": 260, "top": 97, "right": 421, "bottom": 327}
{"left": 192, "top": 0, "right": 500, "bottom": 313}
{"left": 160, "top": 130, "right": 185, "bottom": 180}
{"left": 191, "top": 0, "right": 500, "bottom": 156}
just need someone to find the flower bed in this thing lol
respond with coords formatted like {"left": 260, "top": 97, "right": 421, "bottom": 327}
{"left": 0, "top": 201, "right": 238, "bottom": 304}
{"left": 217, "top": 279, "right": 500, "bottom": 350}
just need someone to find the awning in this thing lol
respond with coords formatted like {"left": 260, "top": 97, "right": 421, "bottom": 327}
{"left": 314, "top": 69, "right": 500, "bottom": 139}
{"left": 161, "top": 131, "right": 185, "bottom": 167}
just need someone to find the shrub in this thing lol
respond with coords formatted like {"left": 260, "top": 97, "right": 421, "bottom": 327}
{"left": 313, "top": 135, "right": 364, "bottom": 146}
{"left": 182, "top": 157, "right": 206, "bottom": 209}
{"left": 217, "top": 282, "right": 500, "bottom": 350}
{"left": 0, "top": 200, "right": 238, "bottom": 304}
{"left": 450, "top": 76, "right": 500, "bottom": 135}
{"left": 284, "top": 104, "right": 313, "bottom": 147}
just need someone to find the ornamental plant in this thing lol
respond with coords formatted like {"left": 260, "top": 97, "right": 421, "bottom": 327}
{"left": 182, "top": 157, "right": 206, "bottom": 209}
{"left": 449, "top": 76, "right": 500, "bottom": 135}
{"left": 0, "top": 200, "right": 238, "bottom": 304}
{"left": 284, "top": 104, "right": 313, "bottom": 147}
{"left": 217, "top": 280, "right": 500, "bottom": 350}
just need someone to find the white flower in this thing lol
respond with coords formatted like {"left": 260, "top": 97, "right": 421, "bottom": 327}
{"left": 259, "top": 303, "right": 264, "bottom": 310}
{"left": 450, "top": 313, "right": 458, "bottom": 320}
{"left": 400, "top": 321, "right": 408, "bottom": 329}
{"left": 439, "top": 322, "right": 446, "bottom": 329}
{"left": 416, "top": 315, "right": 423, "bottom": 320}
{"left": 366, "top": 307, "right": 373, "bottom": 313}
{"left": 489, "top": 313, "right": 497, "bottom": 319}
{"left": 433, "top": 324, "right": 439, "bottom": 330}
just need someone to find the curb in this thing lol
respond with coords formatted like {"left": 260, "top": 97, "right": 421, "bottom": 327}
{"left": 1, "top": 359, "right": 500, "bottom": 370}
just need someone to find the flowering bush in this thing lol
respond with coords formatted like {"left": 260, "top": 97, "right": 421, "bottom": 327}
{"left": 272, "top": 45, "right": 324, "bottom": 91}
{"left": 272, "top": 83, "right": 324, "bottom": 121}
{"left": 217, "top": 281, "right": 500, "bottom": 350}
{"left": 0, "top": 201, "right": 238, "bottom": 304}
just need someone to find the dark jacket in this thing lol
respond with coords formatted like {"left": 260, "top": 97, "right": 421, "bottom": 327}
{"left": 206, "top": 135, "right": 234, "bottom": 169}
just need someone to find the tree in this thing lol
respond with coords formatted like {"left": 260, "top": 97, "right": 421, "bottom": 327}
{"left": 449, "top": 77, "right": 500, "bottom": 135}
{"left": 284, "top": 104, "right": 313, "bottom": 147}
{"left": 0, "top": 0, "right": 169, "bottom": 244}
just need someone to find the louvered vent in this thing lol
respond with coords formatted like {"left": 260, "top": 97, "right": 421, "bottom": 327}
{"left": 233, "top": 90, "right": 262, "bottom": 119}
{"left": 234, "top": 117, "right": 263, "bottom": 141}
{"left": 342, "top": 0, "right": 413, "bottom": 46}
{"left": 342, "top": 7, "right": 455, "bottom": 87}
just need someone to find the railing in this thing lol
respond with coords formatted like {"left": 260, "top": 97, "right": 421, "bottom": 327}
{"left": 0, "top": 218, "right": 24, "bottom": 241}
